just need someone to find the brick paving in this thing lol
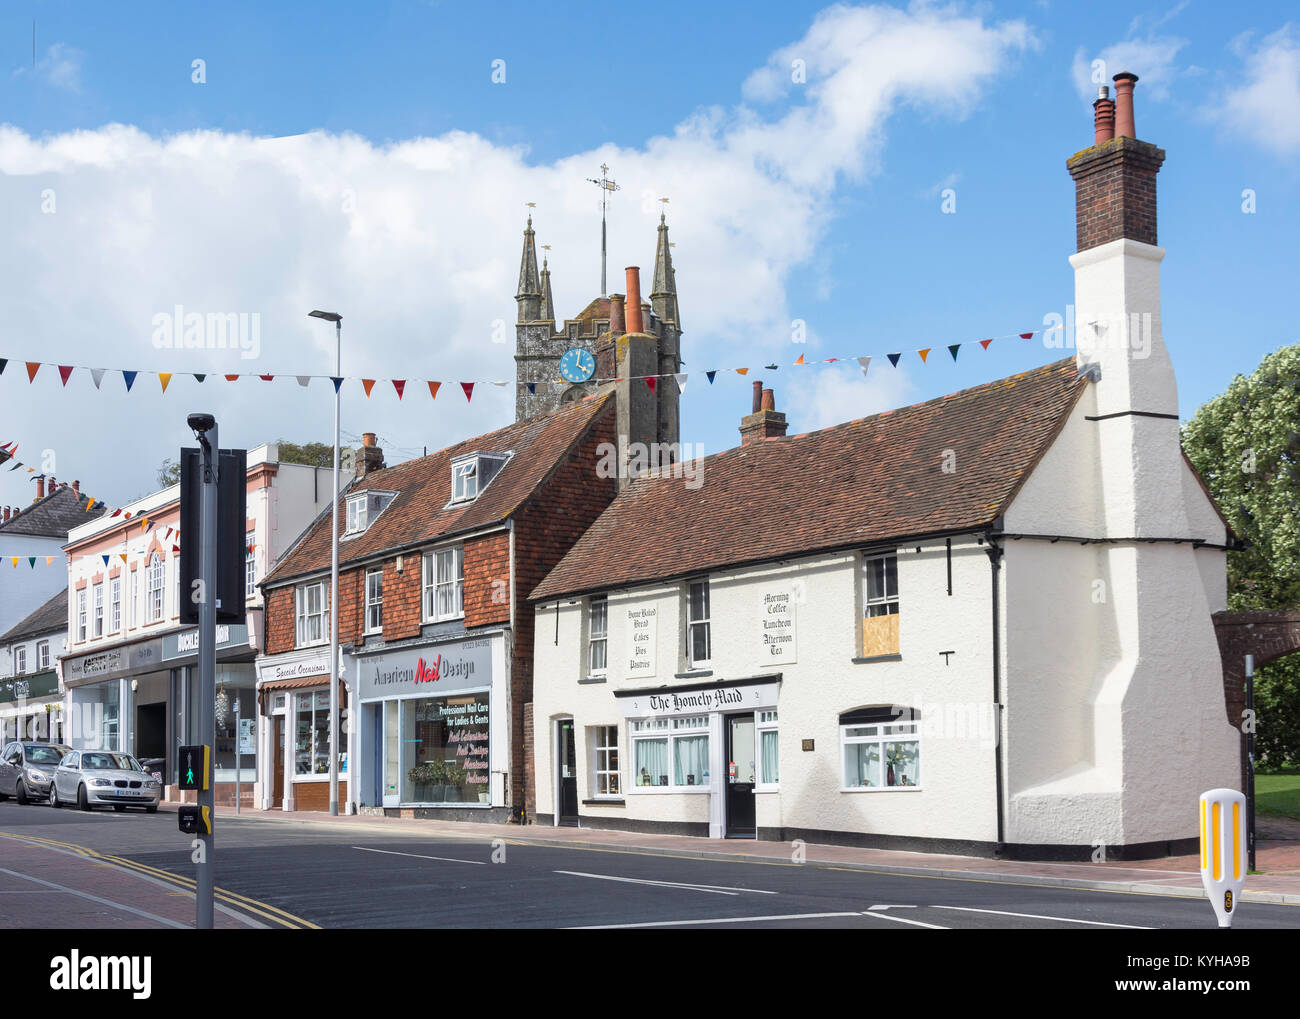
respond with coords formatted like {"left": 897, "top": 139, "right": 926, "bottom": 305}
{"left": 0, "top": 834, "right": 263, "bottom": 929}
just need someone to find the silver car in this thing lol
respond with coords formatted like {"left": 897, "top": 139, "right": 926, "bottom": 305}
{"left": 50, "top": 749, "right": 162, "bottom": 812}
{"left": 0, "top": 741, "right": 71, "bottom": 804}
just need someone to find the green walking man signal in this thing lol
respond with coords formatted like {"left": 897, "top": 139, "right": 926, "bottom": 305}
{"left": 178, "top": 745, "right": 210, "bottom": 791}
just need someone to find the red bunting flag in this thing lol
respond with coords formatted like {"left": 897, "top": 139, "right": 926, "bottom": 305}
{"left": 980, "top": 339, "right": 994, "bottom": 350}
{"left": 26, "top": 362, "right": 40, "bottom": 382}
{"left": 460, "top": 382, "right": 475, "bottom": 402}
{"left": 427, "top": 381, "right": 441, "bottom": 400}
{"left": 260, "top": 375, "right": 274, "bottom": 382}
{"left": 362, "top": 379, "right": 376, "bottom": 397}
{"left": 392, "top": 380, "right": 406, "bottom": 400}
{"left": 58, "top": 365, "right": 75, "bottom": 386}
{"left": 1019, "top": 332, "right": 1034, "bottom": 339}
{"left": 645, "top": 377, "right": 657, "bottom": 394}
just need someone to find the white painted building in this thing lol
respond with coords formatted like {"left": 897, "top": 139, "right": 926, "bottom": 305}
{"left": 0, "top": 589, "right": 68, "bottom": 744}
{"left": 61, "top": 443, "right": 349, "bottom": 805}
{"left": 528, "top": 75, "right": 1239, "bottom": 859}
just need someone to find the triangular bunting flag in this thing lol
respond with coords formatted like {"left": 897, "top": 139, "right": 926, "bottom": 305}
{"left": 110, "top": 509, "right": 122, "bottom": 518}
{"left": 362, "top": 379, "right": 376, "bottom": 397}
{"left": 26, "top": 362, "right": 40, "bottom": 382}
{"left": 224, "top": 374, "right": 240, "bottom": 382}
{"left": 491, "top": 380, "right": 507, "bottom": 388}
{"left": 145, "top": 521, "right": 155, "bottom": 532}
{"left": 331, "top": 377, "right": 343, "bottom": 393}
{"left": 392, "top": 380, "right": 406, "bottom": 400}
{"left": 979, "top": 339, "right": 994, "bottom": 350}
{"left": 526, "top": 382, "right": 536, "bottom": 395}
{"left": 193, "top": 373, "right": 207, "bottom": 383}
{"left": 10, "top": 558, "right": 17, "bottom": 568}
{"left": 645, "top": 377, "right": 657, "bottom": 394}
{"left": 123, "top": 371, "right": 138, "bottom": 391}
{"left": 856, "top": 356, "right": 871, "bottom": 378}
{"left": 159, "top": 372, "right": 173, "bottom": 393}
{"left": 172, "top": 545, "right": 180, "bottom": 554}
{"left": 7, "top": 461, "right": 21, "bottom": 471}
{"left": 28, "top": 557, "right": 35, "bottom": 568}
{"left": 120, "top": 554, "right": 127, "bottom": 563}
{"left": 259, "top": 374, "right": 274, "bottom": 382}
{"left": 90, "top": 368, "right": 106, "bottom": 389}
{"left": 297, "top": 376, "right": 311, "bottom": 387}
{"left": 794, "top": 353, "right": 805, "bottom": 365}
{"left": 58, "top": 365, "right": 74, "bottom": 386}
{"left": 427, "top": 381, "right": 441, "bottom": 400}
{"left": 102, "top": 555, "right": 110, "bottom": 567}
{"left": 1019, "top": 332, "right": 1034, "bottom": 339}
{"left": 674, "top": 373, "right": 687, "bottom": 394}
{"left": 918, "top": 348, "right": 932, "bottom": 363}
{"left": 45, "top": 557, "right": 54, "bottom": 566}
{"left": 736, "top": 368, "right": 749, "bottom": 376}
{"left": 706, "top": 371, "right": 717, "bottom": 384}
{"left": 948, "top": 344, "right": 961, "bottom": 361}
{"left": 887, "top": 353, "right": 901, "bottom": 367}
{"left": 461, "top": 382, "right": 475, "bottom": 402}
{"left": 0, "top": 358, "right": 6, "bottom": 375}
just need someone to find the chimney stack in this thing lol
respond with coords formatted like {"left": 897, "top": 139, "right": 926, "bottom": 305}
{"left": 609, "top": 293, "right": 626, "bottom": 337}
{"left": 1093, "top": 85, "right": 1115, "bottom": 145}
{"left": 46, "top": 475, "right": 55, "bottom": 493}
{"left": 1067, "top": 71, "right": 1163, "bottom": 252}
{"left": 357, "top": 433, "right": 385, "bottom": 478}
{"left": 72, "top": 480, "right": 80, "bottom": 494}
{"left": 740, "top": 387, "right": 789, "bottom": 445}
{"left": 1112, "top": 72, "right": 1137, "bottom": 138}
{"left": 625, "top": 267, "right": 644, "bottom": 333}
{"left": 2, "top": 506, "right": 9, "bottom": 523}
{"left": 36, "top": 476, "right": 45, "bottom": 500}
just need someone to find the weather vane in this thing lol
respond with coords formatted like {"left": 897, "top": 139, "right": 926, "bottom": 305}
{"left": 586, "top": 163, "right": 620, "bottom": 296}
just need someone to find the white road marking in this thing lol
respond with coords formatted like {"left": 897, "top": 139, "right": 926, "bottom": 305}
{"left": 353, "top": 846, "right": 485, "bottom": 865}
{"left": 932, "top": 905, "right": 1153, "bottom": 929}
{"left": 572, "top": 911, "right": 860, "bottom": 929}
{"left": 868, "top": 904, "right": 917, "bottom": 910}
{"left": 554, "top": 870, "right": 778, "bottom": 896}
{"left": 860, "top": 910, "right": 948, "bottom": 929}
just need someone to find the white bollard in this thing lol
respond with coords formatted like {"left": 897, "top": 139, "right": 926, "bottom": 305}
{"left": 1199, "top": 788, "right": 1248, "bottom": 928}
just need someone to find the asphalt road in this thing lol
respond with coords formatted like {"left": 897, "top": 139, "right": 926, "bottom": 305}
{"left": 1, "top": 801, "right": 1295, "bottom": 930}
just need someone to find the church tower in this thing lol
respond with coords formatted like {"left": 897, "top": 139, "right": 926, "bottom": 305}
{"left": 513, "top": 212, "right": 683, "bottom": 442}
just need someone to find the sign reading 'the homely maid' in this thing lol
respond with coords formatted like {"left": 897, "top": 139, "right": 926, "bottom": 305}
{"left": 626, "top": 606, "right": 657, "bottom": 678}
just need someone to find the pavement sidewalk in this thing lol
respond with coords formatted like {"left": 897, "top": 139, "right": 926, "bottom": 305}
{"left": 182, "top": 802, "right": 1300, "bottom": 907}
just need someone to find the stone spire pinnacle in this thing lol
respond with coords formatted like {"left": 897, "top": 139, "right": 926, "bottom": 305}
{"left": 650, "top": 210, "right": 679, "bottom": 327}
{"left": 540, "top": 253, "right": 556, "bottom": 323}
{"left": 516, "top": 213, "right": 542, "bottom": 322}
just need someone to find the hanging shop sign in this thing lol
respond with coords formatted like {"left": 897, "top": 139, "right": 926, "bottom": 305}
{"left": 356, "top": 636, "right": 493, "bottom": 702}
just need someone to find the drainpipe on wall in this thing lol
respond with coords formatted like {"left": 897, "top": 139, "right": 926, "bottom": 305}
{"left": 984, "top": 527, "right": 1007, "bottom": 853}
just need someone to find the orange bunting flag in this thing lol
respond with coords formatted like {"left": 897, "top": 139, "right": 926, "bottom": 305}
{"left": 85, "top": 498, "right": 97, "bottom": 512}
{"left": 224, "top": 374, "right": 240, "bottom": 382}
{"left": 461, "top": 382, "right": 474, "bottom": 401}
{"left": 736, "top": 368, "right": 749, "bottom": 376}
{"left": 794, "top": 354, "right": 805, "bottom": 365}
{"left": 58, "top": 365, "right": 75, "bottom": 386}
{"left": 427, "top": 381, "right": 442, "bottom": 400}
{"left": 120, "top": 554, "right": 128, "bottom": 563}
{"left": 159, "top": 372, "right": 173, "bottom": 393}
{"left": 362, "top": 379, "right": 376, "bottom": 397}
{"left": 26, "top": 362, "right": 40, "bottom": 382}
{"left": 392, "top": 380, "right": 406, "bottom": 399}
{"left": 918, "top": 348, "right": 932, "bottom": 363}
{"left": 980, "top": 338, "right": 994, "bottom": 350}
{"left": 45, "top": 557, "right": 54, "bottom": 566}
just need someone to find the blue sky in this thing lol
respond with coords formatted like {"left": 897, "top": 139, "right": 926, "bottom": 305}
{"left": 0, "top": 0, "right": 1297, "bottom": 511}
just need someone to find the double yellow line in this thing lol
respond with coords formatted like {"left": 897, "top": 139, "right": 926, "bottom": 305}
{"left": 0, "top": 830, "right": 318, "bottom": 929}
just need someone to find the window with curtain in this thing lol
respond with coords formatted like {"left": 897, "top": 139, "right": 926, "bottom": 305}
{"left": 757, "top": 709, "right": 779, "bottom": 787}
{"left": 587, "top": 596, "right": 608, "bottom": 676}
{"left": 631, "top": 719, "right": 669, "bottom": 787}
{"left": 295, "top": 582, "right": 327, "bottom": 646}
{"left": 422, "top": 546, "right": 464, "bottom": 621}
{"left": 840, "top": 707, "right": 920, "bottom": 790}
{"left": 631, "top": 716, "right": 709, "bottom": 789}
{"left": 673, "top": 716, "right": 709, "bottom": 786}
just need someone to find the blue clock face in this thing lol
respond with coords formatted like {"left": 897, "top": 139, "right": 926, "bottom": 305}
{"left": 559, "top": 347, "right": 595, "bottom": 384}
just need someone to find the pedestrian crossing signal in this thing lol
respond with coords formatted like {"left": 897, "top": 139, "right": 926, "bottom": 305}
{"left": 178, "top": 745, "right": 209, "bottom": 791}
{"left": 178, "top": 804, "right": 211, "bottom": 835}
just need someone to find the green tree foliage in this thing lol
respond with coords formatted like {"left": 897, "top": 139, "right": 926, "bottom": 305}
{"left": 157, "top": 457, "right": 182, "bottom": 487}
{"left": 276, "top": 441, "right": 334, "bottom": 468}
{"left": 1183, "top": 344, "right": 1300, "bottom": 767}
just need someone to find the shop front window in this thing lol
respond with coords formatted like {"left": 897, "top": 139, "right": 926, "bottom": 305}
{"left": 631, "top": 715, "right": 709, "bottom": 788}
{"left": 213, "top": 666, "right": 256, "bottom": 784}
{"left": 67, "top": 681, "right": 120, "bottom": 752}
{"left": 841, "top": 707, "right": 920, "bottom": 790}
{"left": 295, "top": 689, "right": 347, "bottom": 777}
{"left": 402, "top": 691, "right": 490, "bottom": 804}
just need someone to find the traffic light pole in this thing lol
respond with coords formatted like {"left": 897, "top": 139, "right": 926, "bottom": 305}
{"left": 196, "top": 421, "right": 218, "bottom": 930}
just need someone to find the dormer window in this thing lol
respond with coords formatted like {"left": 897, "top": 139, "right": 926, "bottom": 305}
{"left": 345, "top": 490, "right": 396, "bottom": 536}
{"left": 450, "top": 453, "right": 510, "bottom": 505}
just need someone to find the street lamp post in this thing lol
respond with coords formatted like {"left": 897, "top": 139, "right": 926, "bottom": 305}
{"left": 309, "top": 309, "right": 343, "bottom": 817}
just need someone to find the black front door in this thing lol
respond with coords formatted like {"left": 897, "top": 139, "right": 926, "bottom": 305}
{"left": 557, "top": 720, "right": 579, "bottom": 826}
{"left": 725, "top": 714, "right": 756, "bottom": 837}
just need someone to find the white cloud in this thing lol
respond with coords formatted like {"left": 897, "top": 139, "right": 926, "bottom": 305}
{"left": 1070, "top": 36, "right": 1188, "bottom": 102}
{"left": 12, "top": 43, "right": 85, "bottom": 92}
{"left": 785, "top": 360, "right": 915, "bottom": 433}
{"left": 1215, "top": 25, "right": 1300, "bottom": 155}
{"left": 0, "top": 3, "right": 1034, "bottom": 505}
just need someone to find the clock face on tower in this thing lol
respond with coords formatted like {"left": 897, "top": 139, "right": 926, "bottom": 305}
{"left": 559, "top": 347, "right": 596, "bottom": 384}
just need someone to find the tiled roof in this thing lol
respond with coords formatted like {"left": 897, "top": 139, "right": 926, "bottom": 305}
{"left": 0, "top": 485, "right": 106, "bottom": 537}
{"left": 264, "top": 391, "right": 613, "bottom": 586}
{"left": 532, "top": 359, "right": 1087, "bottom": 601}
{"left": 0, "top": 588, "right": 67, "bottom": 645}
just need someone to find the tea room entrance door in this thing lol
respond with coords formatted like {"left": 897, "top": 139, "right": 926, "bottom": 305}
{"left": 725, "top": 714, "right": 756, "bottom": 838}
{"left": 557, "top": 718, "right": 579, "bottom": 826}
